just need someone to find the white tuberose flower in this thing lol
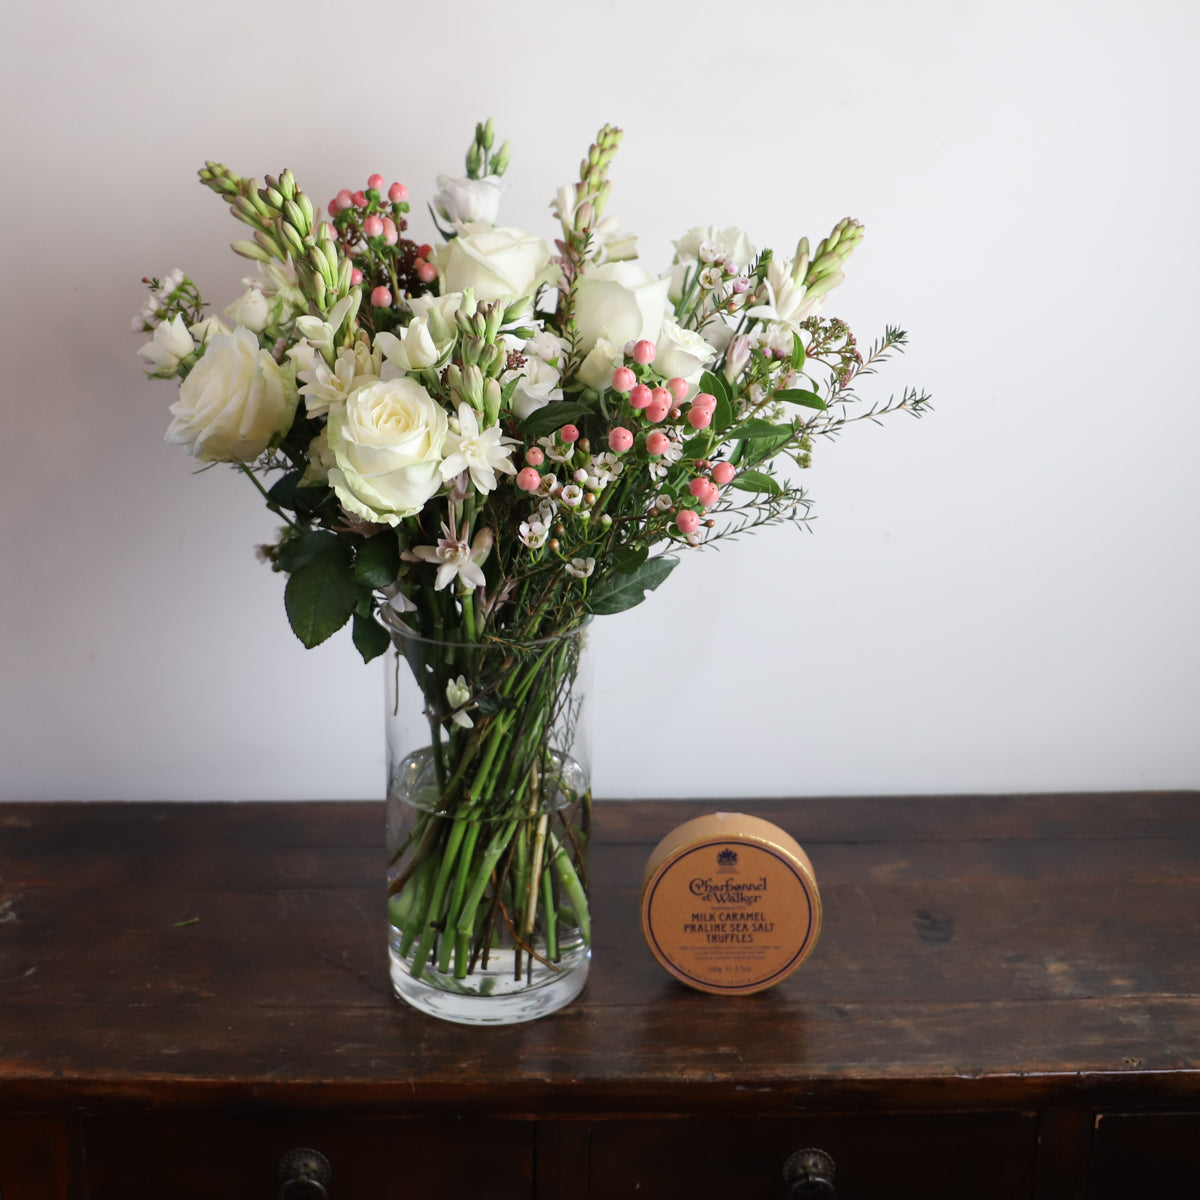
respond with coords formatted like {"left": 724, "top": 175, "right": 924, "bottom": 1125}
{"left": 407, "top": 524, "right": 489, "bottom": 592}
{"left": 440, "top": 404, "right": 517, "bottom": 494}
{"left": 446, "top": 676, "right": 474, "bottom": 729}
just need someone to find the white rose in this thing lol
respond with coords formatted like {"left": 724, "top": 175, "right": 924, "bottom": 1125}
{"left": 572, "top": 262, "right": 671, "bottom": 356}
{"left": 510, "top": 355, "right": 564, "bottom": 420}
{"left": 376, "top": 317, "right": 441, "bottom": 372}
{"left": 165, "top": 326, "right": 297, "bottom": 462}
{"left": 434, "top": 174, "right": 504, "bottom": 225}
{"left": 138, "top": 314, "right": 195, "bottom": 377}
{"left": 430, "top": 222, "right": 556, "bottom": 305}
{"left": 654, "top": 320, "right": 717, "bottom": 393}
{"left": 576, "top": 338, "right": 623, "bottom": 393}
{"left": 224, "top": 288, "right": 270, "bottom": 333}
{"left": 326, "top": 377, "right": 448, "bottom": 525}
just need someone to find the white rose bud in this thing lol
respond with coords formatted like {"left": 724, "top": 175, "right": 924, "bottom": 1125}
{"left": 165, "top": 327, "right": 297, "bottom": 462}
{"left": 654, "top": 320, "right": 717, "bottom": 394}
{"left": 434, "top": 174, "right": 505, "bottom": 225}
{"left": 572, "top": 261, "right": 671, "bottom": 356}
{"left": 138, "top": 314, "right": 196, "bottom": 377}
{"left": 576, "top": 338, "right": 624, "bottom": 393}
{"left": 224, "top": 288, "right": 270, "bottom": 333}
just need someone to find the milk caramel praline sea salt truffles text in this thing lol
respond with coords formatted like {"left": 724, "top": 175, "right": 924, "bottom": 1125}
{"left": 640, "top": 812, "right": 821, "bottom": 995}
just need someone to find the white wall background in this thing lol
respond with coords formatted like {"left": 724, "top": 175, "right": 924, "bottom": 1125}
{"left": 2, "top": 0, "right": 1197, "bottom": 802}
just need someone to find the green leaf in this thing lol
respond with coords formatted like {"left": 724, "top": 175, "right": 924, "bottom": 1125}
{"left": 790, "top": 332, "right": 807, "bottom": 372}
{"left": 354, "top": 530, "right": 401, "bottom": 589}
{"left": 699, "top": 370, "right": 730, "bottom": 405}
{"left": 352, "top": 611, "right": 391, "bottom": 663}
{"left": 588, "top": 555, "right": 679, "bottom": 616}
{"left": 267, "top": 469, "right": 305, "bottom": 510}
{"left": 729, "top": 470, "right": 782, "bottom": 496}
{"left": 713, "top": 392, "right": 735, "bottom": 434}
{"left": 775, "top": 388, "right": 827, "bottom": 411}
{"left": 284, "top": 544, "right": 361, "bottom": 648}
{"left": 730, "top": 419, "right": 794, "bottom": 440}
{"left": 276, "top": 529, "right": 343, "bottom": 574}
{"left": 611, "top": 544, "right": 649, "bottom": 574}
{"left": 520, "top": 400, "right": 593, "bottom": 439}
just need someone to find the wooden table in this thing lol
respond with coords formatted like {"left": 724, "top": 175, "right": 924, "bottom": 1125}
{"left": 2, "top": 794, "right": 1198, "bottom": 1198}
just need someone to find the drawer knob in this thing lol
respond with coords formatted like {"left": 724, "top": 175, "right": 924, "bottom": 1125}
{"left": 783, "top": 1147, "right": 837, "bottom": 1198}
{"left": 278, "top": 1148, "right": 332, "bottom": 1199}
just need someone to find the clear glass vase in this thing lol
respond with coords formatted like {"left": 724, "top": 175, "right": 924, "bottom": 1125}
{"left": 384, "top": 621, "right": 592, "bottom": 1025}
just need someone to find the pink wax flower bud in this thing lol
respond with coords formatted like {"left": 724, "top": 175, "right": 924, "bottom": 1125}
{"left": 645, "top": 395, "right": 670, "bottom": 423}
{"left": 692, "top": 392, "right": 717, "bottom": 411}
{"left": 632, "top": 339, "right": 656, "bottom": 365}
{"left": 389, "top": 182, "right": 409, "bottom": 203}
{"left": 381, "top": 216, "right": 398, "bottom": 244}
{"left": 629, "top": 384, "right": 652, "bottom": 410}
{"left": 608, "top": 427, "right": 634, "bottom": 453}
{"left": 676, "top": 510, "right": 700, "bottom": 535}
{"left": 612, "top": 366, "right": 636, "bottom": 394}
{"left": 335, "top": 189, "right": 354, "bottom": 211}
{"left": 367, "top": 174, "right": 385, "bottom": 191}
{"left": 667, "top": 377, "right": 690, "bottom": 402}
{"left": 646, "top": 431, "right": 670, "bottom": 456}
{"left": 687, "top": 406, "right": 713, "bottom": 430}
{"left": 712, "top": 461, "right": 736, "bottom": 485}
{"left": 418, "top": 262, "right": 438, "bottom": 283}
{"left": 516, "top": 467, "right": 541, "bottom": 492}
{"left": 363, "top": 215, "right": 384, "bottom": 238}
{"left": 353, "top": 190, "right": 367, "bottom": 207}
{"left": 525, "top": 446, "right": 545, "bottom": 466}
{"left": 733, "top": 276, "right": 751, "bottom": 293}
{"left": 370, "top": 285, "right": 392, "bottom": 307}
{"left": 560, "top": 424, "right": 580, "bottom": 443}
{"left": 350, "top": 268, "right": 363, "bottom": 285}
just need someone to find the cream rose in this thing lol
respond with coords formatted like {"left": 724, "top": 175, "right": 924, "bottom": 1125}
{"left": 430, "top": 222, "right": 555, "bottom": 304}
{"left": 654, "top": 320, "right": 717, "bottom": 393}
{"left": 326, "top": 378, "right": 448, "bottom": 525}
{"left": 572, "top": 261, "right": 671, "bottom": 356}
{"left": 165, "top": 326, "right": 296, "bottom": 462}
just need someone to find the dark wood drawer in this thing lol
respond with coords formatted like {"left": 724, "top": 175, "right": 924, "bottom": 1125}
{"left": 1088, "top": 1112, "right": 1200, "bottom": 1199}
{"left": 83, "top": 1116, "right": 533, "bottom": 1199}
{"left": 0, "top": 1117, "right": 73, "bottom": 1200}
{"left": 588, "top": 1113, "right": 1038, "bottom": 1200}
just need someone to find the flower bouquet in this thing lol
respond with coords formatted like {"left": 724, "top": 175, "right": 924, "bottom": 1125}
{"left": 135, "top": 120, "right": 928, "bottom": 1023}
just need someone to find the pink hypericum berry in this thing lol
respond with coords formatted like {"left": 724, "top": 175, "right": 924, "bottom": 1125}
{"left": 350, "top": 268, "right": 364, "bottom": 285}
{"left": 560, "top": 424, "right": 580, "bottom": 443}
{"left": 525, "top": 446, "right": 545, "bottom": 466}
{"left": 608, "top": 427, "right": 634, "bottom": 453}
{"left": 632, "top": 339, "right": 657, "bottom": 364}
{"left": 417, "top": 243, "right": 433, "bottom": 258}
{"left": 646, "top": 431, "right": 670, "bottom": 456}
{"left": 629, "top": 383, "right": 652, "bottom": 410}
{"left": 363, "top": 215, "right": 384, "bottom": 238}
{"left": 418, "top": 262, "right": 438, "bottom": 283}
{"left": 692, "top": 392, "right": 717, "bottom": 411}
{"left": 353, "top": 190, "right": 368, "bottom": 207}
{"left": 335, "top": 189, "right": 354, "bottom": 211}
{"left": 370, "top": 285, "right": 392, "bottom": 307}
{"left": 612, "top": 366, "right": 636, "bottom": 394}
{"left": 676, "top": 510, "right": 701, "bottom": 535}
{"left": 651, "top": 386, "right": 671, "bottom": 410}
{"left": 367, "top": 174, "right": 385, "bottom": 191}
{"left": 645, "top": 395, "right": 671, "bottom": 423}
{"left": 389, "top": 182, "right": 409, "bottom": 203}
{"left": 698, "top": 480, "right": 720, "bottom": 508}
{"left": 381, "top": 216, "right": 399, "bottom": 244}
{"left": 712, "top": 461, "right": 736, "bottom": 485}
{"left": 688, "top": 478, "right": 710, "bottom": 499}
{"left": 687, "top": 406, "right": 713, "bottom": 430}
{"left": 327, "top": 199, "right": 340, "bottom": 217}
{"left": 516, "top": 467, "right": 541, "bottom": 492}
{"left": 668, "top": 377, "right": 690, "bottom": 401}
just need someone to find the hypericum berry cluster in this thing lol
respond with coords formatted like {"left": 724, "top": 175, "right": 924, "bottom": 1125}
{"left": 325, "top": 175, "right": 430, "bottom": 322}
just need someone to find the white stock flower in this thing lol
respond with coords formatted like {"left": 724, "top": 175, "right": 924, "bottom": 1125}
{"left": 138, "top": 314, "right": 195, "bottom": 377}
{"left": 224, "top": 288, "right": 269, "bottom": 333}
{"left": 572, "top": 261, "right": 671, "bottom": 355}
{"left": 165, "top": 326, "right": 296, "bottom": 462}
{"left": 430, "top": 222, "right": 555, "bottom": 305}
{"left": 326, "top": 377, "right": 448, "bottom": 525}
{"left": 434, "top": 175, "right": 504, "bottom": 225}
{"left": 440, "top": 403, "right": 517, "bottom": 494}
{"left": 654, "top": 320, "right": 716, "bottom": 392}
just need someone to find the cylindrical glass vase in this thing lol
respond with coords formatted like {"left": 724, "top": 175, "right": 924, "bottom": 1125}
{"left": 384, "top": 622, "right": 592, "bottom": 1025}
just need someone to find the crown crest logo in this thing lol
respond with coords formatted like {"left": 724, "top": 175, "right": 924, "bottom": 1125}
{"left": 717, "top": 848, "right": 738, "bottom": 867}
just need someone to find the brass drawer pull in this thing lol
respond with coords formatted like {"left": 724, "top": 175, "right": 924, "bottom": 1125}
{"left": 278, "top": 1148, "right": 332, "bottom": 1199}
{"left": 783, "top": 1147, "right": 837, "bottom": 1198}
